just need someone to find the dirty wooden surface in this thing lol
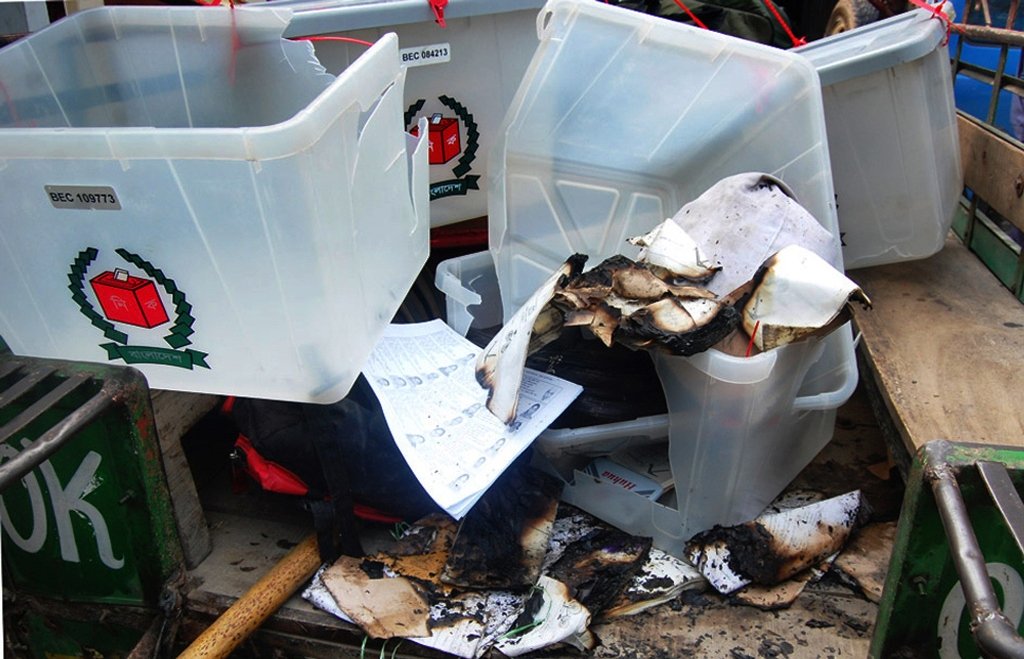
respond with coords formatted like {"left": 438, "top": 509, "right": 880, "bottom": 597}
{"left": 180, "top": 533, "right": 320, "bottom": 659}
{"left": 179, "top": 379, "right": 900, "bottom": 658}
{"left": 591, "top": 587, "right": 877, "bottom": 659}
{"left": 849, "top": 234, "right": 1024, "bottom": 460}
{"left": 151, "top": 389, "right": 219, "bottom": 568}
{"left": 591, "top": 380, "right": 900, "bottom": 659}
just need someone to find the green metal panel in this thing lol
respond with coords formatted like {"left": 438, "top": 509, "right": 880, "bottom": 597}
{"left": 953, "top": 199, "right": 1024, "bottom": 301}
{"left": 950, "top": 15, "right": 1024, "bottom": 304}
{"left": 969, "top": 211, "right": 1021, "bottom": 291}
{"left": 871, "top": 441, "right": 1024, "bottom": 657}
{"left": 0, "top": 357, "right": 183, "bottom": 606}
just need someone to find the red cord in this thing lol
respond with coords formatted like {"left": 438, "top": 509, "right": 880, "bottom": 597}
{"left": 906, "top": 0, "right": 960, "bottom": 45}
{"left": 672, "top": 0, "right": 709, "bottom": 30}
{"left": 352, "top": 503, "right": 404, "bottom": 524}
{"left": 292, "top": 35, "right": 375, "bottom": 48}
{"left": 429, "top": 0, "right": 448, "bottom": 28}
{"left": 761, "top": 0, "right": 805, "bottom": 47}
{"left": 746, "top": 320, "right": 760, "bottom": 357}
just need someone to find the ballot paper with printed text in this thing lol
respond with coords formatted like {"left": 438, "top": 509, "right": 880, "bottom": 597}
{"left": 363, "top": 320, "right": 581, "bottom": 519}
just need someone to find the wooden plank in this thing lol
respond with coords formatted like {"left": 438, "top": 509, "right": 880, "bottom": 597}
{"left": 849, "top": 235, "right": 1024, "bottom": 458}
{"left": 958, "top": 112, "right": 1024, "bottom": 232}
{"left": 151, "top": 390, "right": 219, "bottom": 568}
{"left": 187, "top": 511, "right": 311, "bottom": 603}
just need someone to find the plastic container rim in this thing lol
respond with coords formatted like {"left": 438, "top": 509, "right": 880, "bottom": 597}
{"left": 794, "top": 8, "right": 945, "bottom": 86}
{"left": 0, "top": 6, "right": 403, "bottom": 161}
{"left": 278, "top": 0, "right": 547, "bottom": 37}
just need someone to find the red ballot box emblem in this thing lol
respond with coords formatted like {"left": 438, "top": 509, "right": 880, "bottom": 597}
{"left": 411, "top": 113, "right": 461, "bottom": 165}
{"left": 90, "top": 268, "right": 169, "bottom": 329}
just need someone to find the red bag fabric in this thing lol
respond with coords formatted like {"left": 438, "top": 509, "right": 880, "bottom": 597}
{"left": 234, "top": 434, "right": 309, "bottom": 497}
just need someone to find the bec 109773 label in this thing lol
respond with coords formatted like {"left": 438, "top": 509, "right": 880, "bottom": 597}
{"left": 45, "top": 185, "right": 121, "bottom": 211}
{"left": 399, "top": 43, "right": 451, "bottom": 68}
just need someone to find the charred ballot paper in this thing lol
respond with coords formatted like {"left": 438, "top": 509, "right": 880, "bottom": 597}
{"left": 473, "top": 173, "right": 870, "bottom": 424}
{"left": 363, "top": 320, "right": 581, "bottom": 519}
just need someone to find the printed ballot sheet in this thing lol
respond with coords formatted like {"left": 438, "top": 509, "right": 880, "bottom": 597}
{"left": 363, "top": 320, "right": 581, "bottom": 519}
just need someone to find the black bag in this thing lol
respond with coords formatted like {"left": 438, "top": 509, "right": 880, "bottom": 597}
{"left": 230, "top": 375, "right": 440, "bottom": 561}
{"left": 606, "top": 0, "right": 798, "bottom": 48}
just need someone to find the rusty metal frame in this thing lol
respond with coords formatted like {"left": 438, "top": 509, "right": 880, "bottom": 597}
{"left": 929, "top": 456, "right": 1024, "bottom": 656}
{"left": 0, "top": 355, "right": 188, "bottom": 655}
{"left": 0, "top": 362, "right": 116, "bottom": 492}
{"left": 952, "top": 0, "right": 1023, "bottom": 128}
{"left": 950, "top": 1, "right": 1024, "bottom": 300}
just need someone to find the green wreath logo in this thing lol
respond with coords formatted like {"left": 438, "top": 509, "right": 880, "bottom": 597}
{"left": 406, "top": 95, "right": 480, "bottom": 201}
{"left": 68, "top": 247, "right": 210, "bottom": 370}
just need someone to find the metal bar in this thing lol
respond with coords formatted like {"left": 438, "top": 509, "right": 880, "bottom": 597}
{"left": 1005, "top": 78, "right": 1024, "bottom": 99}
{"left": 959, "top": 24, "right": 1024, "bottom": 47}
{"left": 1014, "top": 248, "right": 1024, "bottom": 299}
{"left": 0, "top": 377, "right": 113, "bottom": 492}
{"left": 953, "top": 8, "right": 968, "bottom": 76}
{"left": 965, "top": 194, "right": 980, "bottom": 248}
{"left": 0, "top": 360, "right": 22, "bottom": 381}
{"left": 0, "top": 373, "right": 90, "bottom": 442}
{"left": 930, "top": 463, "right": 1024, "bottom": 657}
{"left": 954, "top": 62, "right": 1024, "bottom": 98}
{"left": 126, "top": 614, "right": 166, "bottom": 659}
{"left": 961, "top": 0, "right": 975, "bottom": 27}
{"left": 0, "top": 365, "right": 56, "bottom": 407}
{"left": 986, "top": 45, "right": 1009, "bottom": 124}
{"left": 958, "top": 60, "right": 1001, "bottom": 80}
{"left": 977, "top": 461, "right": 1024, "bottom": 558}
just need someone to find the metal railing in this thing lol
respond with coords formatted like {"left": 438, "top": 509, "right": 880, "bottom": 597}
{"left": 951, "top": 0, "right": 1024, "bottom": 300}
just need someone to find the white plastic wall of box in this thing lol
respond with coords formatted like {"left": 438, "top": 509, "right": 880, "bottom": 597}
{"left": 488, "top": 0, "right": 840, "bottom": 322}
{"left": 435, "top": 249, "right": 857, "bottom": 555}
{"left": 280, "top": 0, "right": 547, "bottom": 228}
{"left": 795, "top": 9, "right": 963, "bottom": 269}
{"left": 0, "top": 6, "right": 430, "bottom": 403}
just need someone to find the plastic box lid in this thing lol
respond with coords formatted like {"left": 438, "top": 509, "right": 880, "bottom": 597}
{"left": 0, "top": 6, "right": 429, "bottom": 403}
{"left": 274, "top": 0, "right": 547, "bottom": 229}
{"left": 796, "top": 8, "right": 946, "bottom": 86}
{"left": 488, "top": 0, "right": 838, "bottom": 320}
{"left": 794, "top": 8, "right": 962, "bottom": 269}
{"left": 273, "top": 0, "right": 547, "bottom": 35}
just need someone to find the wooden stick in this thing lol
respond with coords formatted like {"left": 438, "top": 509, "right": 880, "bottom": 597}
{"left": 178, "top": 534, "right": 321, "bottom": 659}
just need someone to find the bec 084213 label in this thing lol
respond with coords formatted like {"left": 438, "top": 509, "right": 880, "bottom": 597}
{"left": 45, "top": 185, "right": 122, "bottom": 211}
{"left": 399, "top": 43, "right": 451, "bottom": 68}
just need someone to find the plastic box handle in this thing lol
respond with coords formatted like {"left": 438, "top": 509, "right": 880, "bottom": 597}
{"left": 791, "top": 350, "right": 858, "bottom": 412}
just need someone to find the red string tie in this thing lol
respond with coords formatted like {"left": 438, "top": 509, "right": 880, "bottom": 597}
{"left": 761, "top": 0, "right": 806, "bottom": 47}
{"left": 429, "top": 0, "right": 448, "bottom": 28}
{"left": 906, "top": 0, "right": 959, "bottom": 45}
{"left": 672, "top": 0, "right": 709, "bottom": 30}
{"left": 746, "top": 321, "right": 761, "bottom": 358}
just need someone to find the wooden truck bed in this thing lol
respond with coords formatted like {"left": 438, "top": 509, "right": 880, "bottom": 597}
{"left": 170, "top": 113, "right": 1024, "bottom": 657}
